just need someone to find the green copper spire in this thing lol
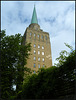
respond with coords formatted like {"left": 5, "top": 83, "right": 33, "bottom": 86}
{"left": 31, "top": 5, "right": 38, "bottom": 24}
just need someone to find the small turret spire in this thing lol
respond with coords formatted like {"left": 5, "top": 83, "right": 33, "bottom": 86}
{"left": 31, "top": 5, "right": 38, "bottom": 24}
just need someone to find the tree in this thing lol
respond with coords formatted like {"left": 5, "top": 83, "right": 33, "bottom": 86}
{"left": 22, "top": 66, "right": 59, "bottom": 99}
{"left": 54, "top": 43, "right": 74, "bottom": 67}
{"left": 0, "top": 30, "right": 31, "bottom": 99}
{"left": 22, "top": 45, "right": 75, "bottom": 99}
{"left": 54, "top": 50, "right": 75, "bottom": 99}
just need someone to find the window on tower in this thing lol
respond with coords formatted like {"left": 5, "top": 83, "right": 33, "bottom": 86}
{"left": 38, "top": 45, "right": 40, "bottom": 48}
{"left": 45, "top": 36, "right": 47, "bottom": 40}
{"left": 34, "top": 63, "right": 36, "bottom": 68}
{"left": 34, "top": 57, "right": 36, "bottom": 60}
{"left": 42, "top": 46, "right": 44, "bottom": 49}
{"left": 38, "top": 64, "right": 40, "bottom": 68}
{"left": 38, "top": 51, "right": 40, "bottom": 55}
{"left": 38, "top": 34, "right": 39, "bottom": 38}
{"left": 34, "top": 44, "right": 36, "bottom": 48}
{"left": 42, "top": 52, "right": 44, "bottom": 55}
{"left": 42, "top": 58, "right": 44, "bottom": 62}
{"left": 34, "top": 50, "right": 36, "bottom": 54}
{"left": 34, "top": 33, "right": 36, "bottom": 37}
{"left": 41, "top": 35, "right": 43, "bottom": 39}
{"left": 30, "top": 33, "right": 32, "bottom": 36}
{"left": 38, "top": 57, "right": 40, "bottom": 61}
{"left": 43, "top": 64, "right": 45, "bottom": 68}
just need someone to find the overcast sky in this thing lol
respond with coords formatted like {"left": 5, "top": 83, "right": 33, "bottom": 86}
{"left": 1, "top": 1, "right": 75, "bottom": 65}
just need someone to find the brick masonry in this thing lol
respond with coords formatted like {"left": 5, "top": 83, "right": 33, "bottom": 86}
{"left": 23, "top": 23, "right": 52, "bottom": 73}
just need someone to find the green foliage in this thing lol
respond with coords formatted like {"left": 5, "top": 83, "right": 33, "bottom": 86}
{"left": 64, "top": 42, "right": 73, "bottom": 51}
{"left": 55, "top": 50, "right": 75, "bottom": 98}
{"left": 0, "top": 30, "right": 31, "bottom": 99}
{"left": 1, "top": 30, "right": 75, "bottom": 100}
{"left": 22, "top": 49, "right": 75, "bottom": 99}
{"left": 22, "top": 66, "right": 59, "bottom": 99}
{"left": 54, "top": 43, "right": 74, "bottom": 67}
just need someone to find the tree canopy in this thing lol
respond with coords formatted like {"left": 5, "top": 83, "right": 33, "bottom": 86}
{"left": 22, "top": 45, "right": 75, "bottom": 99}
{"left": 0, "top": 30, "right": 31, "bottom": 99}
{"left": 1, "top": 30, "right": 75, "bottom": 100}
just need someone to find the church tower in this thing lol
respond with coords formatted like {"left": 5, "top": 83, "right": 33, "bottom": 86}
{"left": 23, "top": 5, "right": 52, "bottom": 73}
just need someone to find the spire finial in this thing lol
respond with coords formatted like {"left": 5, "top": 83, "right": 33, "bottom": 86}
{"left": 34, "top": 3, "right": 36, "bottom": 7}
{"left": 34, "top": 3, "right": 35, "bottom": 7}
{"left": 31, "top": 5, "right": 38, "bottom": 24}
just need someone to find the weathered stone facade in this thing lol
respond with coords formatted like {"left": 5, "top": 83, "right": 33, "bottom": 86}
{"left": 24, "top": 23, "right": 52, "bottom": 73}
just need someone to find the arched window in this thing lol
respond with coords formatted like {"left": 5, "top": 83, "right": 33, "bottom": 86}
{"left": 45, "top": 36, "right": 47, "bottom": 40}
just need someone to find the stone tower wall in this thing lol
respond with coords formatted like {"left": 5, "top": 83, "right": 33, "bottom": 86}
{"left": 24, "top": 24, "right": 52, "bottom": 72}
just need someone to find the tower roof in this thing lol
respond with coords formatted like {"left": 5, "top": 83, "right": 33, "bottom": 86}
{"left": 31, "top": 5, "right": 38, "bottom": 24}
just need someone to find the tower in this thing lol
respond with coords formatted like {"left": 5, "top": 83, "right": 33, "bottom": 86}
{"left": 23, "top": 6, "right": 52, "bottom": 73}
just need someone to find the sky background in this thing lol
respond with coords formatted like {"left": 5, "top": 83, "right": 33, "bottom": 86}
{"left": 1, "top": 1, "right": 75, "bottom": 65}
